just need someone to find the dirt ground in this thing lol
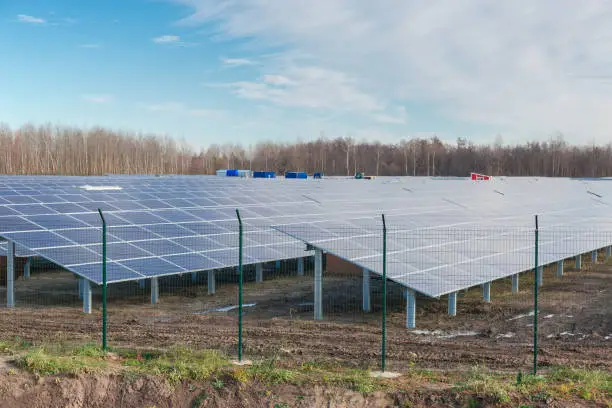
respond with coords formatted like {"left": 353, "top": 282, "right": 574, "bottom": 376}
{"left": 0, "top": 258, "right": 610, "bottom": 374}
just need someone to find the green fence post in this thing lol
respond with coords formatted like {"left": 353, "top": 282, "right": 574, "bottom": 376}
{"left": 97, "top": 208, "right": 108, "bottom": 351}
{"left": 236, "top": 209, "right": 244, "bottom": 362}
{"left": 533, "top": 215, "right": 539, "bottom": 375}
{"left": 381, "top": 214, "right": 387, "bottom": 372}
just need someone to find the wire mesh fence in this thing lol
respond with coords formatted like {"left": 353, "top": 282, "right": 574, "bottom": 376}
{"left": 0, "top": 212, "right": 610, "bottom": 377}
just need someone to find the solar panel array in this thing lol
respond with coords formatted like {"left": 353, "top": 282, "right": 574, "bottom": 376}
{"left": 1, "top": 175, "right": 610, "bottom": 298}
{"left": 275, "top": 178, "right": 612, "bottom": 297}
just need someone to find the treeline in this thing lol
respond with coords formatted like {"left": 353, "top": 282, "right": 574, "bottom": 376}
{"left": 1, "top": 123, "right": 611, "bottom": 177}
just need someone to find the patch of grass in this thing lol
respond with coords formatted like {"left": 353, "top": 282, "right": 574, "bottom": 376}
{"left": 247, "top": 358, "right": 296, "bottom": 385}
{"left": 15, "top": 347, "right": 106, "bottom": 376}
{"left": 547, "top": 366, "right": 611, "bottom": 402}
{"left": 73, "top": 343, "right": 107, "bottom": 358}
{"left": 454, "top": 366, "right": 511, "bottom": 403}
{"left": 125, "top": 346, "right": 229, "bottom": 384}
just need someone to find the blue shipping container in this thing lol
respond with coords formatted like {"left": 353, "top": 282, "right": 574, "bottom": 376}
{"left": 253, "top": 171, "right": 276, "bottom": 178}
{"left": 286, "top": 171, "right": 308, "bottom": 179}
{"left": 226, "top": 169, "right": 240, "bottom": 177}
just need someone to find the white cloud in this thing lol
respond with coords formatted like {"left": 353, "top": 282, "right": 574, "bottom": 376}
{"left": 227, "top": 66, "right": 382, "bottom": 112}
{"left": 17, "top": 14, "right": 45, "bottom": 24}
{"left": 153, "top": 35, "right": 181, "bottom": 44}
{"left": 262, "top": 74, "right": 292, "bottom": 86}
{"left": 82, "top": 94, "right": 113, "bottom": 103}
{"left": 152, "top": 35, "right": 197, "bottom": 47}
{"left": 221, "top": 57, "right": 255, "bottom": 66}
{"left": 170, "top": 0, "right": 612, "bottom": 143}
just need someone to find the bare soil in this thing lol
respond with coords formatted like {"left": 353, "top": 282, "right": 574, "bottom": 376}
{"left": 0, "top": 259, "right": 610, "bottom": 374}
{"left": 0, "top": 370, "right": 602, "bottom": 408}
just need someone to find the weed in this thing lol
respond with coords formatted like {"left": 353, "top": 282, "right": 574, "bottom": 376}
{"left": 212, "top": 378, "right": 225, "bottom": 389}
{"left": 191, "top": 391, "right": 208, "bottom": 408}
{"left": 248, "top": 358, "right": 296, "bottom": 384}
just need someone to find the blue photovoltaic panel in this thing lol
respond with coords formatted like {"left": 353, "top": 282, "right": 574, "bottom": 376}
{"left": 120, "top": 257, "right": 184, "bottom": 277}
{"left": 37, "top": 245, "right": 102, "bottom": 266}
{"left": 132, "top": 239, "right": 189, "bottom": 256}
{"left": 71, "top": 261, "right": 143, "bottom": 283}
{"left": 163, "top": 253, "right": 222, "bottom": 271}
{"left": 2, "top": 230, "right": 74, "bottom": 248}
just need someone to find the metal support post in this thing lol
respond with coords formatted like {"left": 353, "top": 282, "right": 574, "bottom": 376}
{"left": 537, "top": 266, "right": 543, "bottom": 287}
{"left": 448, "top": 292, "right": 457, "bottom": 316}
{"left": 592, "top": 250, "right": 597, "bottom": 264}
{"left": 7, "top": 241, "right": 15, "bottom": 308}
{"left": 575, "top": 254, "right": 582, "bottom": 269}
{"left": 607, "top": 246, "right": 612, "bottom": 258}
{"left": 191, "top": 272, "right": 197, "bottom": 282}
{"left": 256, "top": 263, "right": 263, "bottom": 283}
{"left": 512, "top": 274, "right": 519, "bottom": 293}
{"left": 362, "top": 268, "right": 371, "bottom": 312}
{"left": 483, "top": 281, "right": 491, "bottom": 303}
{"left": 83, "top": 280, "right": 92, "bottom": 314}
{"left": 297, "top": 257, "right": 304, "bottom": 276}
{"left": 557, "top": 260, "right": 564, "bottom": 277}
{"left": 78, "top": 277, "right": 84, "bottom": 299}
{"left": 208, "top": 270, "right": 216, "bottom": 294}
{"left": 314, "top": 249, "right": 323, "bottom": 320}
{"left": 151, "top": 277, "right": 159, "bottom": 304}
{"left": 405, "top": 288, "right": 416, "bottom": 328}
{"left": 24, "top": 258, "right": 31, "bottom": 279}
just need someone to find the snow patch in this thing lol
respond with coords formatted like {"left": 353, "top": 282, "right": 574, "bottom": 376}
{"left": 411, "top": 329, "right": 479, "bottom": 338}
{"left": 507, "top": 310, "right": 535, "bottom": 321}
{"left": 78, "top": 185, "right": 122, "bottom": 191}
{"left": 195, "top": 303, "right": 256, "bottom": 314}
{"left": 496, "top": 332, "right": 515, "bottom": 339}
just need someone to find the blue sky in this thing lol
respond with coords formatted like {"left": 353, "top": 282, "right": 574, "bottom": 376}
{"left": 1, "top": 1, "right": 611, "bottom": 148}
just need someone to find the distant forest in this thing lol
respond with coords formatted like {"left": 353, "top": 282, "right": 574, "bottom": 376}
{"left": 1, "top": 123, "right": 610, "bottom": 177}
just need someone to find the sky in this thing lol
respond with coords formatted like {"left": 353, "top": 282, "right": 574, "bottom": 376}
{"left": 2, "top": 1, "right": 612, "bottom": 148}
